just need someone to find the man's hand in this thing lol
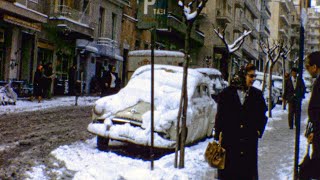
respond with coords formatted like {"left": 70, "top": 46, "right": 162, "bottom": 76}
{"left": 307, "top": 133, "right": 314, "bottom": 144}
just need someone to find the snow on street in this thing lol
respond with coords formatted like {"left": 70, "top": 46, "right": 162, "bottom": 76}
{"left": 0, "top": 94, "right": 311, "bottom": 180}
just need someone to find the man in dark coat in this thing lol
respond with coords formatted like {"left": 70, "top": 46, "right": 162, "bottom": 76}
{"left": 68, "top": 64, "right": 77, "bottom": 95}
{"left": 304, "top": 51, "right": 320, "bottom": 179}
{"left": 283, "top": 67, "right": 306, "bottom": 129}
{"left": 214, "top": 64, "right": 268, "bottom": 180}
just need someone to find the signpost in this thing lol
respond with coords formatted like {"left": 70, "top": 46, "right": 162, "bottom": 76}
{"left": 137, "top": 0, "right": 168, "bottom": 170}
{"left": 294, "top": 1, "right": 310, "bottom": 179}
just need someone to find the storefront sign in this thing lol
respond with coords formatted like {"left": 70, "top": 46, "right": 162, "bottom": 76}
{"left": 3, "top": 15, "right": 41, "bottom": 32}
{"left": 137, "top": 0, "right": 167, "bottom": 29}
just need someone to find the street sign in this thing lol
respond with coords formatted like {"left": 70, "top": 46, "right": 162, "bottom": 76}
{"left": 137, "top": 0, "right": 167, "bottom": 29}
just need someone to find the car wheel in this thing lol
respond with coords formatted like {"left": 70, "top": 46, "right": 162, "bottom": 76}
{"left": 97, "top": 136, "right": 109, "bottom": 151}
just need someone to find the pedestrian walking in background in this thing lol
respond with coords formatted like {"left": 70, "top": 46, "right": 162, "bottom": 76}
{"left": 32, "top": 65, "right": 44, "bottom": 103}
{"left": 282, "top": 72, "right": 290, "bottom": 110}
{"left": 100, "top": 64, "right": 116, "bottom": 97}
{"left": 283, "top": 67, "right": 306, "bottom": 129}
{"left": 43, "top": 62, "right": 55, "bottom": 99}
{"left": 68, "top": 64, "right": 77, "bottom": 96}
{"left": 303, "top": 51, "right": 320, "bottom": 179}
{"left": 214, "top": 63, "right": 268, "bottom": 180}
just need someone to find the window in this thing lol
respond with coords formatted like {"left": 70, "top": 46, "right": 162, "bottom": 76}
{"left": 83, "top": 0, "right": 90, "bottom": 14}
{"left": 98, "top": 7, "right": 105, "bottom": 37}
{"left": 135, "top": 40, "right": 140, "bottom": 50}
{"left": 112, "top": 13, "right": 117, "bottom": 40}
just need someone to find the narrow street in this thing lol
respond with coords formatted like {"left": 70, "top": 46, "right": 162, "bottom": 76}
{"left": 259, "top": 101, "right": 308, "bottom": 180}
{"left": 0, "top": 105, "right": 94, "bottom": 179}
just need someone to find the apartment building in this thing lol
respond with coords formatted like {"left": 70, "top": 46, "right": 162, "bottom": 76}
{"left": 0, "top": 0, "right": 128, "bottom": 94}
{"left": 0, "top": 0, "right": 47, "bottom": 82}
{"left": 305, "top": 8, "right": 320, "bottom": 56}
{"left": 199, "top": 0, "right": 264, "bottom": 80}
{"left": 268, "top": 0, "right": 297, "bottom": 74}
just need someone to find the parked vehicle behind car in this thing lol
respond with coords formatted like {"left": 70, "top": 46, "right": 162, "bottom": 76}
{"left": 253, "top": 72, "right": 281, "bottom": 109}
{"left": 88, "top": 65, "right": 216, "bottom": 150}
{"left": 194, "top": 68, "right": 228, "bottom": 101}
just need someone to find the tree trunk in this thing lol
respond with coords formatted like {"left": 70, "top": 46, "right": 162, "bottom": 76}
{"left": 262, "top": 58, "right": 269, "bottom": 93}
{"left": 268, "top": 63, "right": 274, "bottom": 117}
{"left": 282, "top": 58, "right": 286, "bottom": 110}
{"left": 179, "top": 26, "right": 191, "bottom": 168}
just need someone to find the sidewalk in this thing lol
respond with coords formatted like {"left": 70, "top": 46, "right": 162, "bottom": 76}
{"left": 259, "top": 100, "right": 309, "bottom": 180}
{"left": 0, "top": 95, "right": 100, "bottom": 115}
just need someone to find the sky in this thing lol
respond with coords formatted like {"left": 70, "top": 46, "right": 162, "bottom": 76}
{"left": 0, "top": 89, "right": 311, "bottom": 180}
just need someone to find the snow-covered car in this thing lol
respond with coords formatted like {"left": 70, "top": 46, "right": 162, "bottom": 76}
{"left": 194, "top": 68, "right": 228, "bottom": 101}
{"left": 87, "top": 65, "right": 216, "bottom": 150}
{"left": 303, "top": 69, "right": 313, "bottom": 93}
{"left": 271, "top": 75, "right": 283, "bottom": 104}
{"left": 253, "top": 72, "right": 281, "bottom": 109}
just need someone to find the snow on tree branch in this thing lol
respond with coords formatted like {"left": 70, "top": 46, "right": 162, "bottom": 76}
{"left": 178, "top": 0, "right": 207, "bottom": 21}
{"left": 213, "top": 25, "right": 251, "bottom": 53}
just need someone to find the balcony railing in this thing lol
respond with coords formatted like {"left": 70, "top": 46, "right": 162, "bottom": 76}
{"left": 96, "top": 37, "right": 120, "bottom": 58}
{"left": 235, "top": 0, "right": 244, "bottom": 8}
{"left": 307, "top": 40, "right": 320, "bottom": 45}
{"left": 244, "top": 0, "right": 259, "bottom": 19}
{"left": 50, "top": 5, "right": 94, "bottom": 28}
{"left": 242, "top": 18, "right": 254, "bottom": 30}
{"left": 216, "top": 9, "right": 232, "bottom": 23}
{"left": 280, "top": 14, "right": 290, "bottom": 26}
{"left": 261, "top": 3, "right": 271, "bottom": 19}
{"left": 234, "top": 18, "right": 243, "bottom": 32}
{"left": 259, "top": 24, "right": 270, "bottom": 38}
{"left": 242, "top": 41, "right": 259, "bottom": 60}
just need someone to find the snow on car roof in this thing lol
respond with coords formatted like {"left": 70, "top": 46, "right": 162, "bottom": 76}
{"left": 128, "top": 50, "right": 184, "bottom": 57}
{"left": 94, "top": 64, "right": 212, "bottom": 133}
{"left": 194, "top": 68, "right": 222, "bottom": 76}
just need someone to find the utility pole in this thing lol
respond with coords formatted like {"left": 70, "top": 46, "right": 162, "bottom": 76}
{"left": 293, "top": 0, "right": 310, "bottom": 179}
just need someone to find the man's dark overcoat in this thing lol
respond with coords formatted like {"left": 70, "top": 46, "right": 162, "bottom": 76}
{"left": 214, "top": 86, "right": 268, "bottom": 180}
{"left": 308, "top": 75, "right": 320, "bottom": 177}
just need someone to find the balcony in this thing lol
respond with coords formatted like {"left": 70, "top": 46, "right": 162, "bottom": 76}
{"left": 235, "top": 0, "right": 244, "bottom": 8}
{"left": 242, "top": 18, "right": 254, "bottom": 30}
{"left": 95, "top": 37, "right": 122, "bottom": 60}
{"left": 261, "top": 4, "right": 271, "bottom": 19}
{"left": 280, "top": 14, "right": 290, "bottom": 26}
{"left": 307, "top": 40, "right": 320, "bottom": 45}
{"left": 167, "top": 13, "right": 204, "bottom": 45}
{"left": 234, "top": 19, "right": 243, "bottom": 32}
{"left": 309, "top": 32, "right": 320, "bottom": 37}
{"left": 279, "top": 28, "right": 289, "bottom": 38}
{"left": 251, "top": 29, "right": 259, "bottom": 39}
{"left": 244, "top": 0, "right": 259, "bottom": 19}
{"left": 49, "top": 5, "right": 94, "bottom": 39}
{"left": 242, "top": 41, "right": 259, "bottom": 60}
{"left": 259, "top": 24, "right": 270, "bottom": 38}
{"left": 216, "top": 9, "right": 232, "bottom": 23}
{"left": 280, "top": 0, "right": 290, "bottom": 12}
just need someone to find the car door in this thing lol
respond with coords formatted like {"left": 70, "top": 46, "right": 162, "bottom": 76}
{"left": 189, "top": 84, "right": 214, "bottom": 142}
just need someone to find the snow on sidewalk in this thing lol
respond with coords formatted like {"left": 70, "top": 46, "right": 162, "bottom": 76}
{"left": 0, "top": 96, "right": 100, "bottom": 115}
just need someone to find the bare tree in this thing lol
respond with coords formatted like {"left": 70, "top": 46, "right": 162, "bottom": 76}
{"left": 259, "top": 39, "right": 285, "bottom": 117}
{"left": 213, "top": 25, "right": 251, "bottom": 83}
{"left": 280, "top": 45, "right": 292, "bottom": 110}
{"left": 175, "top": 0, "right": 207, "bottom": 169}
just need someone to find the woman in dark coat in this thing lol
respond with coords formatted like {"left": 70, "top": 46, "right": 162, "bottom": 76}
{"left": 214, "top": 64, "right": 268, "bottom": 180}
{"left": 33, "top": 65, "right": 44, "bottom": 103}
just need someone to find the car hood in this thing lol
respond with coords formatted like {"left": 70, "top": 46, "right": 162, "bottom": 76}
{"left": 114, "top": 101, "right": 151, "bottom": 123}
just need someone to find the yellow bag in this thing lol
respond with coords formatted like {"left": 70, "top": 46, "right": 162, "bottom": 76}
{"left": 204, "top": 140, "right": 226, "bottom": 169}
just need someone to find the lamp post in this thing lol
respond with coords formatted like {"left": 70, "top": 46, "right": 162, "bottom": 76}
{"left": 293, "top": 1, "right": 310, "bottom": 179}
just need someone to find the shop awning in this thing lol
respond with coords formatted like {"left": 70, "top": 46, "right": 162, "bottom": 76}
{"left": 0, "top": 2, "right": 47, "bottom": 23}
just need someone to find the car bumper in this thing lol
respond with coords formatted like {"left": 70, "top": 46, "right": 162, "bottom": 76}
{"left": 87, "top": 122, "right": 176, "bottom": 149}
